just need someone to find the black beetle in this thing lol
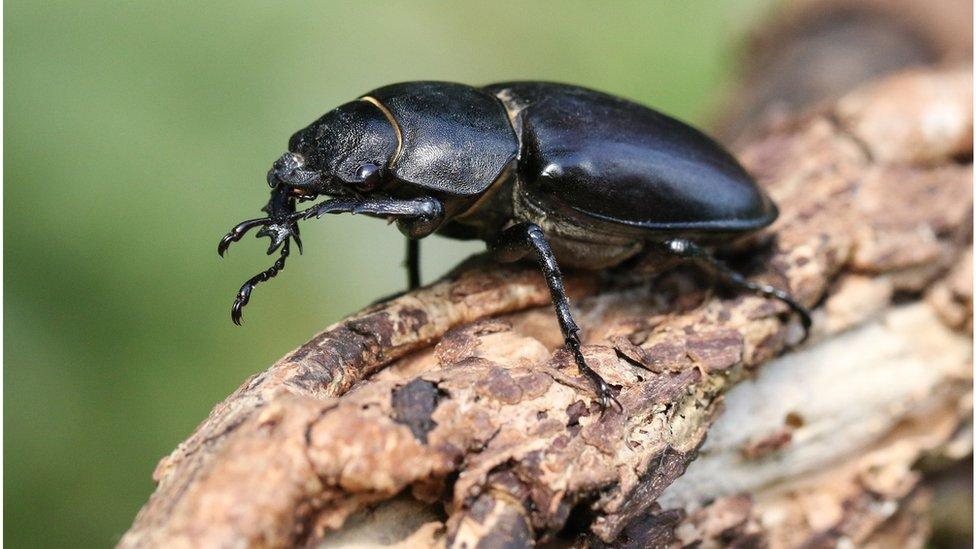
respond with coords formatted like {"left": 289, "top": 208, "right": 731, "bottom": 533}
{"left": 219, "top": 81, "right": 811, "bottom": 410}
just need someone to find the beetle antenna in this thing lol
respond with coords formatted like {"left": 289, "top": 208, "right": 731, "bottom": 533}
{"left": 230, "top": 240, "right": 290, "bottom": 325}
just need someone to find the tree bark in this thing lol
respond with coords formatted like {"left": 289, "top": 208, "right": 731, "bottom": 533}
{"left": 120, "top": 7, "right": 973, "bottom": 547}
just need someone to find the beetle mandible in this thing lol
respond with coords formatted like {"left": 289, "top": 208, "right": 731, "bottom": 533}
{"left": 218, "top": 81, "right": 811, "bottom": 410}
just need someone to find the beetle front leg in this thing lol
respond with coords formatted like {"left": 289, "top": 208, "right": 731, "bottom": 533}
{"left": 301, "top": 196, "right": 440, "bottom": 304}
{"left": 301, "top": 196, "right": 443, "bottom": 226}
{"left": 490, "top": 222, "right": 621, "bottom": 412}
{"left": 299, "top": 195, "right": 442, "bottom": 287}
{"left": 662, "top": 239, "right": 812, "bottom": 340}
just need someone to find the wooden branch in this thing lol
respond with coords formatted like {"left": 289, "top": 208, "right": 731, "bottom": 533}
{"left": 658, "top": 299, "right": 971, "bottom": 547}
{"left": 118, "top": 66, "right": 972, "bottom": 548}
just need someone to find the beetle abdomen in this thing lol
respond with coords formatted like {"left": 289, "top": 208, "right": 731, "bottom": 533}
{"left": 366, "top": 82, "right": 518, "bottom": 196}
{"left": 486, "top": 82, "right": 777, "bottom": 236}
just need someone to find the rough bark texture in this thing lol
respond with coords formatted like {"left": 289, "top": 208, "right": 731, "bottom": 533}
{"left": 121, "top": 3, "right": 973, "bottom": 545}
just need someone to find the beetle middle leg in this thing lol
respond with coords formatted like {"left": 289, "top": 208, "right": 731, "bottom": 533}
{"left": 223, "top": 196, "right": 443, "bottom": 322}
{"left": 490, "top": 222, "right": 621, "bottom": 412}
{"left": 661, "top": 238, "right": 812, "bottom": 340}
{"left": 406, "top": 238, "right": 421, "bottom": 290}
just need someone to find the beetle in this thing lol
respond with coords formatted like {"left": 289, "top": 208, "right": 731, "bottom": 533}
{"left": 218, "top": 81, "right": 811, "bottom": 410}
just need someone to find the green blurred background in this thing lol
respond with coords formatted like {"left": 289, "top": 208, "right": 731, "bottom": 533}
{"left": 5, "top": 1, "right": 774, "bottom": 545}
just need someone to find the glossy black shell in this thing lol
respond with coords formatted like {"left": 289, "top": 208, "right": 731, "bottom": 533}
{"left": 366, "top": 82, "right": 518, "bottom": 195}
{"left": 288, "top": 100, "right": 399, "bottom": 185}
{"left": 485, "top": 82, "right": 777, "bottom": 236}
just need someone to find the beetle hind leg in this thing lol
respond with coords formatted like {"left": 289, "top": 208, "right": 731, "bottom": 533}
{"left": 662, "top": 238, "right": 812, "bottom": 341}
{"left": 490, "top": 222, "right": 621, "bottom": 412}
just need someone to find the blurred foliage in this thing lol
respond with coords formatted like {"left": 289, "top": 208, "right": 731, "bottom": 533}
{"left": 4, "top": 1, "right": 772, "bottom": 546}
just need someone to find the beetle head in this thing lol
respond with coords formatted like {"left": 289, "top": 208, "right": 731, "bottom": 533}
{"left": 270, "top": 100, "right": 399, "bottom": 200}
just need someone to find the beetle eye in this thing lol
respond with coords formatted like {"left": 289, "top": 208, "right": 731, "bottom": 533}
{"left": 355, "top": 163, "right": 382, "bottom": 191}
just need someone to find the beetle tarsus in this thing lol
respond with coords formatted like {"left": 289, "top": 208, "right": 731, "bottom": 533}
{"left": 231, "top": 294, "right": 247, "bottom": 325}
{"left": 663, "top": 238, "right": 812, "bottom": 341}
{"left": 566, "top": 333, "right": 622, "bottom": 413}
